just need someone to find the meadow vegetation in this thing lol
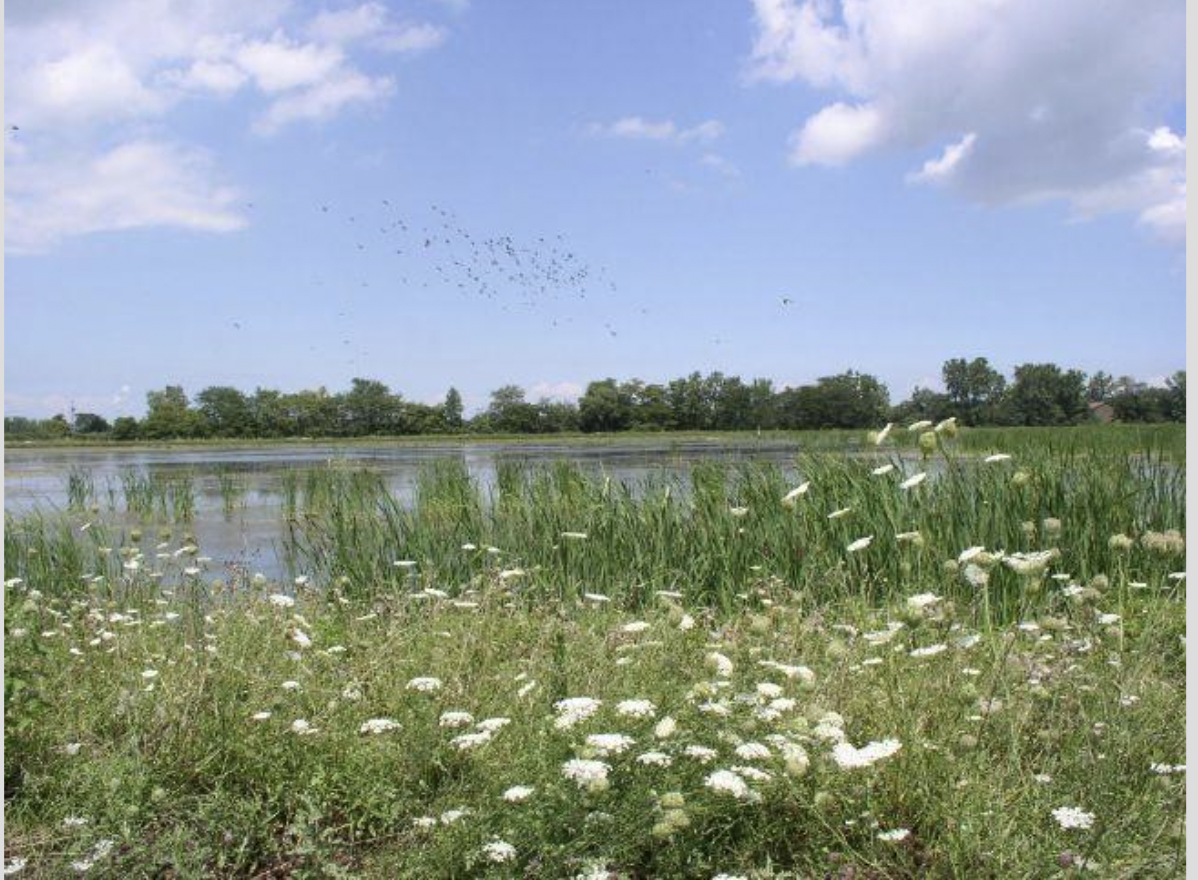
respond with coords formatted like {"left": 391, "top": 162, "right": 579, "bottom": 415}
{"left": 2, "top": 422, "right": 1186, "bottom": 877}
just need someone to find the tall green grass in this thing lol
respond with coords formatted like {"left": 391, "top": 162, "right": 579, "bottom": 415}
{"left": 281, "top": 443, "right": 1184, "bottom": 617}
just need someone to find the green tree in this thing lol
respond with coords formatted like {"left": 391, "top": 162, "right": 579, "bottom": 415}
{"left": 486, "top": 385, "right": 540, "bottom": 434}
{"left": 341, "top": 378, "right": 405, "bottom": 435}
{"left": 1007, "top": 364, "right": 1088, "bottom": 426}
{"left": 890, "top": 387, "right": 953, "bottom": 424}
{"left": 43, "top": 414, "right": 71, "bottom": 439}
{"left": 72, "top": 412, "right": 110, "bottom": 434}
{"left": 250, "top": 388, "right": 292, "bottom": 437}
{"left": 777, "top": 371, "right": 889, "bottom": 430}
{"left": 443, "top": 387, "right": 464, "bottom": 431}
{"left": 142, "top": 386, "right": 206, "bottom": 439}
{"left": 579, "top": 379, "right": 633, "bottom": 432}
{"left": 942, "top": 357, "right": 1007, "bottom": 425}
{"left": 666, "top": 373, "right": 712, "bottom": 430}
{"left": 629, "top": 382, "right": 673, "bottom": 430}
{"left": 537, "top": 400, "right": 580, "bottom": 433}
{"left": 111, "top": 416, "right": 140, "bottom": 440}
{"left": 196, "top": 386, "right": 253, "bottom": 437}
{"left": 1111, "top": 388, "right": 1170, "bottom": 423}
{"left": 1086, "top": 371, "right": 1115, "bottom": 402}
{"left": 1166, "top": 371, "right": 1185, "bottom": 422}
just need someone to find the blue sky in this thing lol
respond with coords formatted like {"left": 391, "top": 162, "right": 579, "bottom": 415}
{"left": 5, "top": 0, "right": 1186, "bottom": 417}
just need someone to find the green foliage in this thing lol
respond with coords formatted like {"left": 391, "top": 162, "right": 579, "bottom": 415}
{"left": 1007, "top": 364, "right": 1089, "bottom": 426}
{"left": 5, "top": 361, "right": 1184, "bottom": 444}
{"left": 1, "top": 569, "right": 1185, "bottom": 876}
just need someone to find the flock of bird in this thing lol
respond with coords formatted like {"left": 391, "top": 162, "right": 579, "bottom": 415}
{"left": 294, "top": 200, "right": 638, "bottom": 367}
{"left": 285, "top": 199, "right": 802, "bottom": 369}
{"left": 4, "top": 121, "right": 803, "bottom": 372}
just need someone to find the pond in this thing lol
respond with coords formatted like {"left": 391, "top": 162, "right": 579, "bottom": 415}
{"left": 5, "top": 438, "right": 830, "bottom": 579}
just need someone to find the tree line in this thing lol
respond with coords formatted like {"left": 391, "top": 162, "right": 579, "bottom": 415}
{"left": 5, "top": 359, "right": 1185, "bottom": 441}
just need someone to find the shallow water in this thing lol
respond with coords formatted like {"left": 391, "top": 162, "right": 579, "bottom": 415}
{"left": 5, "top": 438, "right": 829, "bottom": 578}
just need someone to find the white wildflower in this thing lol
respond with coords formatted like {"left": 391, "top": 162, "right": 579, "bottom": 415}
{"left": 586, "top": 733, "right": 635, "bottom": 756}
{"left": 909, "top": 643, "right": 947, "bottom": 658}
{"left": 707, "top": 651, "right": 734, "bottom": 677}
{"left": 731, "top": 765, "right": 772, "bottom": 782}
{"left": 734, "top": 742, "right": 771, "bottom": 761}
{"left": 452, "top": 731, "right": 494, "bottom": 751}
{"left": 615, "top": 699, "right": 657, "bottom": 719}
{"left": 906, "top": 592, "right": 941, "bottom": 611}
{"left": 654, "top": 716, "right": 678, "bottom": 739}
{"left": 637, "top": 751, "right": 672, "bottom": 767}
{"left": 561, "top": 758, "right": 611, "bottom": 791}
{"left": 846, "top": 535, "right": 873, "bottom": 553}
{"left": 502, "top": 785, "right": 535, "bottom": 802}
{"left": 482, "top": 840, "right": 517, "bottom": 864}
{"left": 1051, "top": 806, "right": 1095, "bottom": 830}
{"left": 781, "top": 482, "right": 811, "bottom": 506}
{"left": 704, "top": 769, "right": 751, "bottom": 799}
{"left": 832, "top": 738, "right": 902, "bottom": 769}
{"left": 439, "top": 711, "right": 475, "bottom": 728}
{"left": 359, "top": 718, "right": 400, "bottom": 735}
{"left": 406, "top": 677, "right": 443, "bottom": 692}
{"left": 1004, "top": 550, "right": 1059, "bottom": 577}
{"left": 554, "top": 697, "right": 602, "bottom": 729}
{"left": 684, "top": 745, "right": 718, "bottom": 763}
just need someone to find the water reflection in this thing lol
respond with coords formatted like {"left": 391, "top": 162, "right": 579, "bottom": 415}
{"left": 6, "top": 439, "right": 831, "bottom": 578}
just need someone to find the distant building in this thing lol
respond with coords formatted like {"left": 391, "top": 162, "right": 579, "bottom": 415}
{"left": 1088, "top": 401, "right": 1115, "bottom": 423}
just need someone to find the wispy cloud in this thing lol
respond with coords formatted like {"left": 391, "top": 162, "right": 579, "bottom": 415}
{"left": 5, "top": 1, "right": 451, "bottom": 252}
{"left": 587, "top": 116, "right": 725, "bottom": 145}
{"left": 748, "top": 0, "right": 1185, "bottom": 245}
{"left": 6, "top": 141, "right": 245, "bottom": 254}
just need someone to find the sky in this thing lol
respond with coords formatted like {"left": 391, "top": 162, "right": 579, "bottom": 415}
{"left": 4, "top": 0, "right": 1187, "bottom": 418}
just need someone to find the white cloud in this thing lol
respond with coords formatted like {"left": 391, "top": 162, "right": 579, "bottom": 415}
{"left": 789, "top": 101, "right": 884, "bottom": 166}
{"left": 700, "top": 152, "right": 742, "bottom": 177}
{"left": 372, "top": 23, "right": 447, "bottom": 54}
{"left": 234, "top": 35, "right": 346, "bottom": 94}
{"left": 907, "top": 132, "right": 976, "bottom": 184}
{"left": 17, "top": 44, "right": 165, "bottom": 124}
{"left": 5, "top": 0, "right": 450, "bottom": 252}
{"left": 255, "top": 68, "right": 396, "bottom": 135}
{"left": 589, "top": 116, "right": 725, "bottom": 144}
{"left": 748, "top": 0, "right": 1186, "bottom": 243}
{"left": 308, "top": 3, "right": 447, "bottom": 54}
{"left": 166, "top": 58, "right": 249, "bottom": 95}
{"left": 6, "top": 140, "right": 246, "bottom": 253}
